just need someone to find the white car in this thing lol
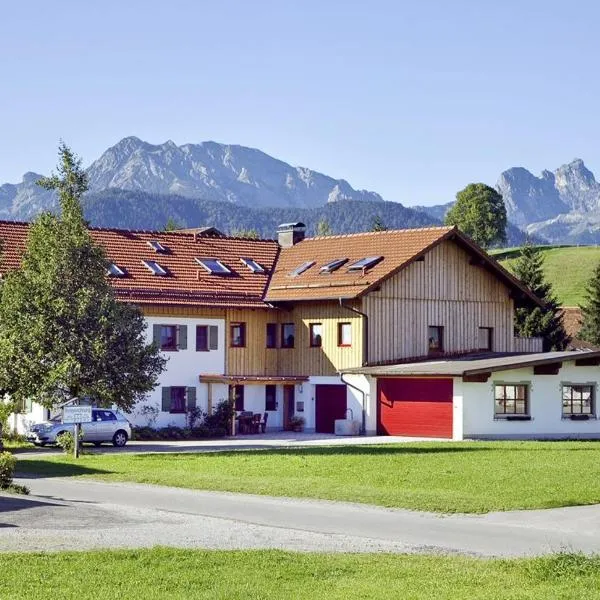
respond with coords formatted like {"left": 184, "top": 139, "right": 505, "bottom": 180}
{"left": 27, "top": 409, "right": 131, "bottom": 447}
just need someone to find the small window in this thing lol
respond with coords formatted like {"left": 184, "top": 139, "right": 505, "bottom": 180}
{"left": 143, "top": 260, "right": 168, "bottom": 276}
{"left": 160, "top": 325, "right": 178, "bottom": 351}
{"left": 338, "top": 322, "right": 352, "bottom": 347}
{"left": 282, "top": 323, "right": 295, "bottom": 348}
{"left": 320, "top": 258, "right": 348, "bottom": 274}
{"left": 266, "top": 323, "right": 278, "bottom": 349}
{"left": 107, "top": 263, "right": 126, "bottom": 277}
{"left": 562, "top": 384, "right": 594, "bottom": 416}
{"left": 148, "top": 240, "right": 167, "bottom": 253}
{"left": 196, "top": 258, "right": 232, "bottom": 275}
{"left": 98, "top": 410, "right": 117, "bottom": 421}
{"left": 348, "top": 256, "right": 383, "bottom": 272}
{"left": 230, "top": 385, "right": 245, "bottom": 411}
{"left": 196, "top": 325, "right": 208, "bottom": 352}
{"left": 494, "top": 384, "right": 529, "bottom": 417}
{"left": 230, "top": 322, "right": 246, "bottom": 347}
{"left": 265, "top": 385, "right": 277, "bottom": 411}
{"left": 241, "top": 257, "right": 265, "bottom": 273}
{"left": 428, "top": 326, "right": 444, "bottom": 353}
{"left": 478, "top": 327, "right": 493, "bottom": 351}
{"left": 309, "top": 323, "right": 323, "bottom": 347}
{"left": 170, "top": 386, "right": 187, "bottom": 414}
{"left": 290, "top": 261, "right": 315, "bottom": 277}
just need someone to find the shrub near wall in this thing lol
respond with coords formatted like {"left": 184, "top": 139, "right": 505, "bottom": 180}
{"left": 132, "top": 426, "right": 227, "bottom": 441}
{"left": 0, "top": 451, "right": 28, "bottom": 494}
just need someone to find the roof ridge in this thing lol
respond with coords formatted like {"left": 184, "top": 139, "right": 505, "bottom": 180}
{"left": 305, "top": 225, "right": 455, "bottom": 242}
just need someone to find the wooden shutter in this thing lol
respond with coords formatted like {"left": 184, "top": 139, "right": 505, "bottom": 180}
{"left": 178, "top": 325, "right": 188, "bottom": 350}
{"left": 161, "top": 387, "right": 171, "bottom": 412}
{"left": 153, "top": 324, "right": 161, "bottom": 346}
{"left": 186, "top": 387, "right": 197, "bottom": 409}
{"left": 209, "top": 326, "right": 219, "bottom": 350}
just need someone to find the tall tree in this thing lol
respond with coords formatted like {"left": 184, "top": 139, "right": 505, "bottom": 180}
{"left": 0, "top": 143, "right": 166, "bottom": 412}
{"left": 512, "top": 243, "right": 570, "bottom": 351}
{"left": 445, "top": 183, "right": 507, "bottom": 248}
{"left": 579, "top": 262, "right": 600, "bottom": 346}
{"left": 371, "top": 215, "right": 388, "bottom": 232}
{"left": 316, "top": 219, "right": 333, "bottom": 236}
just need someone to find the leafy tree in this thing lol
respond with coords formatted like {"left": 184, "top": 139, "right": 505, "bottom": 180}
{"left": 164, "top": 217, "right": 183, "bottom": 231}
{"left": 0, "top": 143, "right": 166, "bottom": 414}
{"left": 316, "top": 219, "right": 333, "bottom": 236}
{"left": 371, "top": 215, "right": 388, "bottom": 232}
{"left": 579, "top": 262, "right": 600, "bottom": 345}
{"left": 512, "top": 243, "right": 570, "bottom": 351}
{"left": 230, "top": 228, "right": 260, "bottom": 239}
{"left": 445, "top": 183, "right": 507, "bottom": 248}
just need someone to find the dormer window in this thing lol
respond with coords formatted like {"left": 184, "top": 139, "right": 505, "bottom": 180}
{"left": 348, "top": 256, "right": 383, "bottom": 272}
{"left": 107, "top": 263, "right": 126, "bottom": 277}
{"left": 320, "top": 258, "right": 348, "bottom": 274}
{"left": 241, "top": 257, "right": 265, "bottom": 273}
{"left": 290, "top": 261, "right": 315, "bottom": 277}
{"left": 143, "top": 260, "right": 168, "bottom": 276}
{"left": 147, "top": 240, "right": 167, "bottom": 253}
{"left": 195, "top": 258, "right": 231, "bottom": 275}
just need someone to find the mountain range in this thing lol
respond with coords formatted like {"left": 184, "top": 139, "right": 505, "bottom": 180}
{"left": 1, "top": 136, "right": 599, "bottom": 244}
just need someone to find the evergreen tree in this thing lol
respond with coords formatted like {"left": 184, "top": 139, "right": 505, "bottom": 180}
{"left": 316, "top": 219, "right": 333, "bottom": 236}
{"left": 445, "top": 183, "right": 506, "bottom": 248}
{"left": 579, "top": 262, "right": 600, "bottom": 345}
{"left": 164, "top": 217, "right": 183, "bottom": 231}
{"left": 371, "top": 215, "right": 388, "bottom": 232}
{"left": 0, "top": 143, "right": 166, "bottom": 412}
{"left": 512, "top": 243, "right": 570, "bottom": 351}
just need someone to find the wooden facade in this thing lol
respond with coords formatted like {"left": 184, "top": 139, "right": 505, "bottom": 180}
{"left": 363, "top": 241, "right": 515, "bottom": 363}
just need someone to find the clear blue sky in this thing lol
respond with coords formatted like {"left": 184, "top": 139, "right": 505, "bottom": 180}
{"left": 1, "top": 0, "right": 599, "bottom": 206}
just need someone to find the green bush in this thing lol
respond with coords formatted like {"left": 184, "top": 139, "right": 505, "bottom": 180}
{"left": 132, "top": 426, "right": 161, "bottom": 440}
{"left": 0, "top": 451, "right": 16, "bottom": 488}
{"left": 56, "top": 430, "right": 82, "bottom": 454}
{"left": 204, "top": 399, "right": 233, "bottom": 432}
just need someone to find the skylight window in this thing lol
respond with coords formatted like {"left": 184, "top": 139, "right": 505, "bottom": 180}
{"left": 147, "top": 240, "right": 167, "bottom": 253}
{"left": 290, "top": 261, "right": 315, "bottom": 277}
{"left": 241, "top": 257, "right": 265, "bottom": 273}
{"left": 348, "top": 256, "right": 383, "bottom": 272}
{"left": 195, "top": 258, "right": 232, "bottom": 275}
{"left": 320, "top": 258, "right": 348, "bottom": 274}
{"left": 107, "top": 263, "right": 126, "bottom": 277}
{"left": 143, "top": 260, "right": 168, "bottom": 276}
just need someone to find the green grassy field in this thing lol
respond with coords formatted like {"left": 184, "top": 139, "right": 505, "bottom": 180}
{"left": 2, "top": 548, "right": 600, "bottom": 600}
{"left": 17, "top": 441, "right": 600, "bottom": 513}
{"left": 495, "top": 245, "right": 600, "bottom": 306}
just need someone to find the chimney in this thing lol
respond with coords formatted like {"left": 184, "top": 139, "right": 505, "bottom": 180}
{"left": 277, "top": 222, "right": 306, "bottom": 248}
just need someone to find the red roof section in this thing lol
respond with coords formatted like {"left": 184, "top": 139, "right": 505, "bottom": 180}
{"left": 0, "top": 221, "right": 279, "bottom": 308}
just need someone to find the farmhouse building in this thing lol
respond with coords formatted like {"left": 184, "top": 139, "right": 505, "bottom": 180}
{"left": 3, "top": 219, "right": 599, "bottom": 440}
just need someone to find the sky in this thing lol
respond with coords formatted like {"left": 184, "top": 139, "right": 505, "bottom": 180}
{"left": 1, "top": 0, "right": 600, "bottom": 206}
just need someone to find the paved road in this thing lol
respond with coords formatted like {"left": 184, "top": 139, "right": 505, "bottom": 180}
{"left": 2, "top": 476, "right": 600, "bottom": 556}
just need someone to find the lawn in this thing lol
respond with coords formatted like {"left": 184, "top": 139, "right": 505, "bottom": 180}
{"left": 498, "top": 245, "right": 600, "bottom": 306}
{"left": 16, "top": 441, "right": 600, "bottom": 513}
{"left": 2, "top": 548, "right": 600, "bottom": 600}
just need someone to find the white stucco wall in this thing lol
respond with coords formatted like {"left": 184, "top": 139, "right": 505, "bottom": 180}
{"left": 462, "top": 362, "right": 600, "bottom": 439}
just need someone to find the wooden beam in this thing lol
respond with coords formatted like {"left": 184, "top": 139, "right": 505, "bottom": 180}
{"left": 207, "top": 382, "right": 213, "bottom": 414}
{"left": 463, "top": 372, "right": 491, "bottom": 383}
{"left": 534, "top": 362, "right": 562, "bottom": 375}
{"left": 575, "top": 357, "right": 600, "bottom": 366}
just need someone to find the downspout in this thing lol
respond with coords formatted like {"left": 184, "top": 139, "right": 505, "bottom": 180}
{"left": 339, "top": 298, "right": 369, "bottom": 435}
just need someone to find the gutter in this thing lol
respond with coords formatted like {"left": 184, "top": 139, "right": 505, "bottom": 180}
{"left": 338, "top": 298, "right": 369, "bottom": 366}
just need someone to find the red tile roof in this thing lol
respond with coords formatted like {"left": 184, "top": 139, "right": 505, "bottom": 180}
{"left": 0, "top": 221, "right": 279, "bottom": 308}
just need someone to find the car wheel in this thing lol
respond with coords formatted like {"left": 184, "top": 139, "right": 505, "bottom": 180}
{"left": 112, "top": 430, "right": 128, "bottom": 447}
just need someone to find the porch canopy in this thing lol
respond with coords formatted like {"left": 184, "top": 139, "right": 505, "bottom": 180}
{"left": 341, "top": 350, "right": 600, "bottom": 383}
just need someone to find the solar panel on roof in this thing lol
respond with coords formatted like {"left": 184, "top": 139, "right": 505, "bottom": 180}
{"left": 142, "top": 260, "right": 168, "bottom": 276}
{"left": 195, "top": 258, "right": 232, "bottom": 275}
{"left": 290, "top": 260, "right": 315, "bottom": 277}
{"left": 241, "top": 257, "right": 265, "bottom": 273}
{"left": 107, "top": 263, "right": 126, "bottom": 277}
{"left": 147, "top": 240, "right": 167, "bottom": 253}
{"left": 320, "top": 258, "right": 348, "bottom": 274}
{"left": 347, "top": 256, "right": 383, "bottom": 272}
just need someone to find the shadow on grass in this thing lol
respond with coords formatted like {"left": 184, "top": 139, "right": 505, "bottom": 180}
{"left": 15, "top": 461, "right": 113, "bottom": 479}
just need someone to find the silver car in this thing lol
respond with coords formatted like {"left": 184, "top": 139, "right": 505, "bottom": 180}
{"left": 27, "top": 408, "right": 131, "bottom": 447}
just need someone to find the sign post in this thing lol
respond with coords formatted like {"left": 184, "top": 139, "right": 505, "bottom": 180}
{"left": 63, "top": 406, "right": 93, "bottom": 459}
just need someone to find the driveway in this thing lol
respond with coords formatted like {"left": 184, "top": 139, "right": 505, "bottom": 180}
{"left": 3, "top": 475, "right": 600, "bottom": 556}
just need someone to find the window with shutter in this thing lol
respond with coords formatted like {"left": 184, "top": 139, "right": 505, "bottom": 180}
{"left": 170, "top": 387, "right": 186, "bottom": 413}
{"left": 161, "top": 387, "right": 171, "bottom": 412}
{"left": 196, "top": 326, "right": 209, "bottom": 351}
{"left": 186, "top": 387, "right": 197, "bottom": 409}
{"left": 178, "top": 325, "right": 188, "bottom": 350}
{"left": 209, "top": 326, "right": 219, "bottom": 350}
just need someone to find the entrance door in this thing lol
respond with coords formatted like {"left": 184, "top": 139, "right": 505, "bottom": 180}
{"left": 282, "top": 385, "right": 295, "bottom": 430}
{"left": 315, "top": 384, "right": 347, "bottom": 434}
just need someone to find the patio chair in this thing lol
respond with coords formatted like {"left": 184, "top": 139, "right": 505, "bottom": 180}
{"left": 260, "top": 412, "right": 268, "bottom": 434}
{"left": 251, "top": 413, "right": 262, "bottom": 434}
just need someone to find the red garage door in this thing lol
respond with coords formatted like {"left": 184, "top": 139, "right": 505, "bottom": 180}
{"left": 378, "top": 378, "right": 453, "bottom": 438}
{"left": 315, "top": 384, "right": 347, "bottom": 434}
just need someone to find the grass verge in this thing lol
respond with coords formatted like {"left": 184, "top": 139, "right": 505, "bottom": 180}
{"left": 2, "top": 549, "right": 600, "bottom": 600}
{"left": 17, "top": 441, "right": 600, "bottom": 513}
